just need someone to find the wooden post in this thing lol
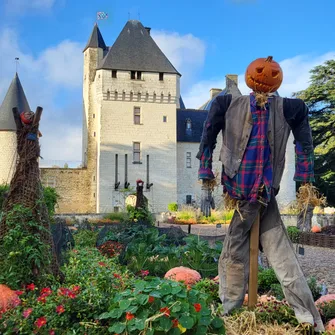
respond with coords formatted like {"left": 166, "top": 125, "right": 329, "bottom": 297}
{"left": 248, "top": 212, "right": 260, "bottom": 308}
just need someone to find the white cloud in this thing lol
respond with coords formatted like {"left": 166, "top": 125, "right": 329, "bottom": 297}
{"left": 5, "top": 0, "right": 57, "bottom": 13}
{"left": 151, "top": 30, "right": 206, "bottom": 87}
{"left": 183, "top": 52, "right": 335, "bottom": 109}
{"left": 0, "top": 27, "right": 83, "bottom": 163}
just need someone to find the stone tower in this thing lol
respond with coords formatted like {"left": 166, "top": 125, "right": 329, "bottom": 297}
{"left": 83, "top": 20, "right": 181, "bottom": 213}
{"left": 82, "top": 23, "right": 108, "bottom": 212}
{"left": 0, "top": 73, "right": 30, "bottom": 185}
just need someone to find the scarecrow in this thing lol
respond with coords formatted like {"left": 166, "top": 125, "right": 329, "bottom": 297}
{"left": 197, "top": 56, "right": 324, "bottom": 332}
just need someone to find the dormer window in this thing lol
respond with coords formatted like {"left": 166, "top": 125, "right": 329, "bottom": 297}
{"left": 112, "top": 70, "right": 117, "bottom": 78}
{"left": 159, "top": 72, "right": 164, "bottom": 81}
{"left": 131, "top": 71, "right": 142, "bottom": 80}
{"left": 131, "top": 71, "right": 136, "bottom": 79}
{"left": 186, "top": 119, "right": 192, "bottom": 130}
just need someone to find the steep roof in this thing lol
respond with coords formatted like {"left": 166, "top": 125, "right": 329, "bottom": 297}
{"left": 99, "top": 20, "right": 180, "bottom": 75}
{"left": 177, "top": 109, "right": 207, "bottom": 143}
{"left": 0, "top": 73, "right": 31, "bottom": 131}
{"left": 83, "top": 23, "right": 107, "bottom": 52}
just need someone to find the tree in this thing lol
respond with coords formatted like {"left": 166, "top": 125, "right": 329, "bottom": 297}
{"left": 293, "top": 59, "right": 335, "bottom": 205}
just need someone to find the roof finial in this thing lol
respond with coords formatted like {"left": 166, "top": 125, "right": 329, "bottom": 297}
{"left": 15, "top": 57, "right": 19, "bottom": 73}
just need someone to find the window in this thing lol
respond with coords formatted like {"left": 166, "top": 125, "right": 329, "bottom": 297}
{"left": 133, "top": 142, "right": 141, "bottom": 163}
{"left": 107, "top": 90, "right": 110, "bottom": 99}
{"left": 93, "top": 114, "right": 95, "bottom": 118}
{"left": 186, "top": 119, "right": 192, "bottom": 130}
{"left": 93, "top": 132, "right": 96, "bottom": 137}
{"left": 114, "top": 206, "right": 119, "bottom": 212}
{"left": 131, "top": 71, "right": 136, "bottom": 79}
{"left": 186, "top": 195, "right": 192, "bottom": 204}
{"left": 137, "top": 71, "right": 142, "bottom": 80}
{"left": 163, "top": 116, "right": 167, "bottom": 123}
{"left": 134, "top": 107, "right": 141, "bottom": 125}
{"left": 112, "top": 70, "right": 117, "bottom": 78}
{"left": 186, "top": 152, "right": 191, "bottom": 168}
{"left": 131, "top": 71, "right": 142, "bottom": 80}
{"left": 159, "top": 72, "right": 164, "bottom": 81}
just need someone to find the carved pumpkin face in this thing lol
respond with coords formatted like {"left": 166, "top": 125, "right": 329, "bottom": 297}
{"left": 245, "top": 56, "right": 283, "bottom": 93}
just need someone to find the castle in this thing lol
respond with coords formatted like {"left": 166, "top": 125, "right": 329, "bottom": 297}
{"left": 0, "top": 20, "right": 296, "bottom": 214}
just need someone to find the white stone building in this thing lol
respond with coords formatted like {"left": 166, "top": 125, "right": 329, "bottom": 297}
{"left": 0, "top": 20, "right": 296, "bottom": 213}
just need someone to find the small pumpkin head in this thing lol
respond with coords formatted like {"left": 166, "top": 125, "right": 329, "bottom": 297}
{"left": 311, "top": 225, "right": 321, "bottom": 233}
{"left": 245, "top": 56, "right": 283, "bottom": 93}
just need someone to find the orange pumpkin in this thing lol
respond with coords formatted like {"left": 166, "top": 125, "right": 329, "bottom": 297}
{"left": 245, "top": 56, "right": 283, "bottom": 93}
{"left": 311, "top": 225, "right": 321, "bottom": 233}
{"left": 0, "top": 284, "right": 20, "bottom": 313}
{"left": 326, "top": 318, "right": 335, "bottom": 331}
{"left": 164, "top": 266, "right": 201, "bottom": 287}
{"left": 315, "top": 294, "right": 335, "bottom": 306}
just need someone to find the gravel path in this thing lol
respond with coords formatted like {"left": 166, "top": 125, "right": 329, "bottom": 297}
{"left": 157, "top": 223, "right": 335, "bottom": 294}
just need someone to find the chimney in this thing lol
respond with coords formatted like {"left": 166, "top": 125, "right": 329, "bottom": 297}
{"left": 145, "top": 27, "right": 151, "bottom": 35}
{"left": 210, "top": 88, "right": 222, "bottom": 99}
{"left": 226, "top": 74, "right": 238, "bottom": 88}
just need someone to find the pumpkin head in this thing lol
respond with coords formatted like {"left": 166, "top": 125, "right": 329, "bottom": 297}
{"left": 164, "top": 266, "right": 201, "bottom": 287}
{"left": 311, "top": 225, "right": 321, "bottom": 233}
{"left": 326, "top": 318, "right": 335, "bottom": 331}
{"left": 0, "top": 284, "right": 20, "bottom": 313}
{"left": 245, "top": 56, "right": 283, "bottom": 93}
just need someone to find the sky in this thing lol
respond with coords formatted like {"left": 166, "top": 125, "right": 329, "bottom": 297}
{"left": 0, "top": 0, "right": 334, "bottom": 166}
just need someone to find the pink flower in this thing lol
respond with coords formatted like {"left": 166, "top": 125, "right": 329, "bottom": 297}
{"left": 140, "top": 270, "right": 149, "bottom": 277}
{"left": 26, "top": 283, "right": 35, "bottom": 291}
{"left": 49, "top": 330, "right": 55, "bottom": 335}
{"left": 56, "top": 305, "right": 65, "bottom": 315}
{"left": 23, "top": 308, "right": 33, "bottom": 319}
{"left": 35, "top": 316, "right": 47, "bottom": 328}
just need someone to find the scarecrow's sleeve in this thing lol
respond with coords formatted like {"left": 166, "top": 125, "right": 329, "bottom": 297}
{"left": 197, "top": 95, "right": 232, "bottom": 180}
{"left": 283, "top": 98, "right": 315, "bottom": 183}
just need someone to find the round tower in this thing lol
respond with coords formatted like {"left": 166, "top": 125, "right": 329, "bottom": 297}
{"left": 0, "top": 73, "right": 31, "bottom": 185}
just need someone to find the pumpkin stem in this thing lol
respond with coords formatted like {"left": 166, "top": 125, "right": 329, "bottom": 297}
{"left": 266, "top": 56, "right": 273, "bottom": 62}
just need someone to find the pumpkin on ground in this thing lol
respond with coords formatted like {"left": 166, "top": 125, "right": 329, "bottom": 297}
{"left": 0, "top": 285, "right": 20, "bottom": 313}
{"left": 326, "top": 318, "right": 335, "bottom": 331}
{"left": 311, "top": 225, "right": 321, "bottom": 233}
{"left": 164, "top": 266, "right": 201, "bottom": 286}
{"left": 315, "top": 294, "right": 335, "bottom": 306}
{"left": 245, "top": 56, "right": 283, "bottom": 93}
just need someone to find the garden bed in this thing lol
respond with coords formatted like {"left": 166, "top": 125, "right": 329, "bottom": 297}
{"left": 299, "top": 232, "right": 335, "bottom": 249}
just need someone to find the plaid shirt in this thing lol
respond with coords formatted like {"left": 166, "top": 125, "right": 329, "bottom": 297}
{"left": 199, "top": 93, "right": 314, "bottom": 203}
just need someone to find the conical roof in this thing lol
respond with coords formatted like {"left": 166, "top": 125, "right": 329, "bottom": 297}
{"left": 83, "top": 23, "right": 107, "bottom": 52}
{"left": 0, "top": 73, "right": 31, "bottom": 131}
{"left": 99, "top": 20, "right": 180, "bottom": 75}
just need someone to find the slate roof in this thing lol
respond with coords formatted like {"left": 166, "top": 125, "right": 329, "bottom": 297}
{"left": 0, "top": 73, "right": 31, "bottom": 131}
{"left": 99, "top": 20, "right": 180, "bottom": 75}
{"left": 83, "top": 23, "right": 107, "bottom": 52}
{"left": 177, "top": 109, "right": 207, "bottom": 143}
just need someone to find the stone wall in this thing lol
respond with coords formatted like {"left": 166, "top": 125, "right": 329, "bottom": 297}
{"left": 40, "top": 168, "right": 91, "bottom": 213}
{"left": 0, "top": 131, "right": 16, "bottom": 185}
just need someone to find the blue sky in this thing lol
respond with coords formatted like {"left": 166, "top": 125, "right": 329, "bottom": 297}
{"left": 0, "top": 0, "right": 334, "bottom": 164}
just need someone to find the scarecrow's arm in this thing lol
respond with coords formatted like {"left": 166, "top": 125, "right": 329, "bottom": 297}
{"left": 283, "top": 98, "right": 315, "bottom": 183}
{"left": 197, "top": 94, "right": 232, "bottom": 180}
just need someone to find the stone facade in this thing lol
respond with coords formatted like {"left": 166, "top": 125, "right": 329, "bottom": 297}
{"left": 0, "top": 132, "right": 16, "bottom": 185}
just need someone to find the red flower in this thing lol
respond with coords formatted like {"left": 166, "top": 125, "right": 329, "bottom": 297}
{"left": 15, "top": 290, "right": 24, "bottom": 296}
{"left": 35, "top": 316, "right": 47, "bottom": 328}
{"left": 56, "top": 305, "right": 65, "bottom": 315}
{"left": 72, "top": 286, "right": 81, "bottom": 293}
{"left": 68, "top": 291, "right": 77, "bottom": 299}
{"left": 148, "top": 296, "right": 155, "bottom": 303}
{"left": 58, "top": 287, "right": 70, "bottom": 296}
{"left": 26, "top": 283, "right": 35, "bottom": 291}
{"left": 23, "top": 308, "right": 33, "bottom": 319}
{"left": 194, "top": 303, "right": 202, "bottom": 312}
{"left": 37, "top": 296, "right": 47, "bottom": 304}
{"left": 113, "top": 273, "right": 121, "bottom": 279}
{"left": 172, "top": 319, "right": 179, "bottom": 328}
{"left": 40, "top": 288, "right": 52, "bottom": 297}
{"left": 49, "top": 330, "right": 55, "bottom": 335}
{"left": 98, "top": 262, "right": 107, "bottom": 267}
{"left": 73, "top": 249, "right": 78, "bottom": 254}
{"left": 160, "top": 307, "right": 171, "bottom": 317}
{"left": 125, "top": 312, "right": 135, "bottom": 321}
{"left": 140, "top": 270, "right": 149, "bottom": 277}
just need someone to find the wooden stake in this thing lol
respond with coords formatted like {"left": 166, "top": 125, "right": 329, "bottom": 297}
{"left": 248, "top": 212, "right": 260, "bottom": 308}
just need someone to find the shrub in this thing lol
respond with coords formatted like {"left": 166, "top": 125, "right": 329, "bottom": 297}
{"left": 258, "top": 268, "right": 280, "bottom": 294}
{"left": 176, "top": 205, "right": 197, "bottom": 221}
{"left": 194, "top": 279, "right": 220, "bottom": 303}
{"left": 287, "top": 226, "right": 301, "bottom": 243}
{"left": 104, "top": 212, "right": 128, "bottom": 222}
{"left": 168, "top": 202, "right": 178, "bottom": 212}
{"left": 307, "top": 277, "right": 322, "bottom": 301}
{"left": 73, "top": 229, "right": 99, "bottom": 248}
